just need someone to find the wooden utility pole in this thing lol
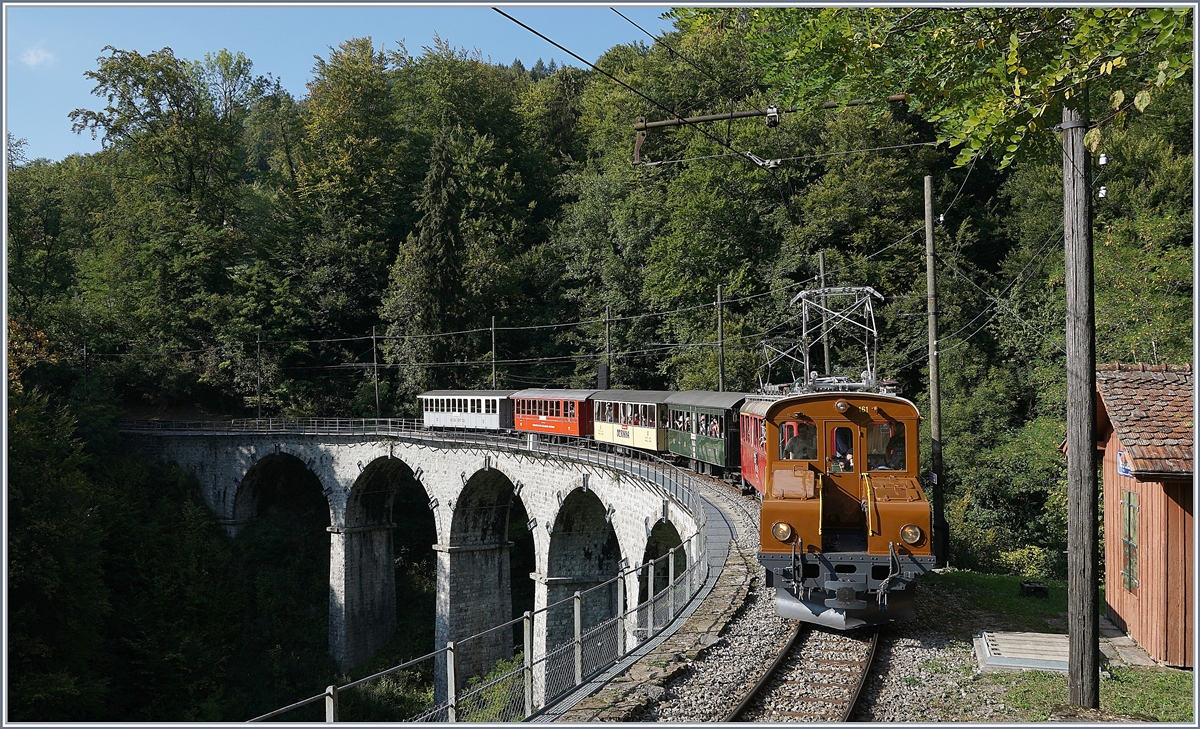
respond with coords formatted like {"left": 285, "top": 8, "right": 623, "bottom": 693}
{"left": 717, "top": 285, "right": 725, "bottom": 391}
{"left": 372, "top": 326, "right": 380, "bottom": 419}
{"left": 604, "top": 305, "right": 611, "bottom": 388}
{"left": 1062, "top": 104, "right": 1099, "bottom": 708}
{"left": 818, "top": 250, "right": 831, "bottom": 375}
{"left": 256, "top": 331, "right": 262, "bottom": 420}
{"left": 491, "top": 316, "right": 497, "bottom": 388}
{"left": 925, "top": 176, "right": 948, "bottom": 567}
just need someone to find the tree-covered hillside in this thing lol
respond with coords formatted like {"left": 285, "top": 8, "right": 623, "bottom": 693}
{"left": 7, "top": 13, "right": 1191, "bottom": 720}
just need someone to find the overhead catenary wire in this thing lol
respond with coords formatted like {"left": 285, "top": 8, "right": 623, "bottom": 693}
{"left": 641, "top": 140, "right": 937, "bottom": 168}
{"left": 494, "top": 7, "right": 800, "bottom": 176}
{"left": 609, "top": 7, "right": 765, "bottom": 119}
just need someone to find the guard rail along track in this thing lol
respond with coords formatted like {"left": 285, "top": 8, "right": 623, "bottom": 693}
{"left": 724, "top": 624, "right": 879, "bottom": 722}
{"left": 118, "top": 418, "right": 711, "bottom": 723}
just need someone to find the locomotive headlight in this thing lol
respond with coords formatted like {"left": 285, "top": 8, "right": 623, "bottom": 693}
{"left": 900, "top": 523, "right": 922, "bottom": 545}
{"left": 835, "top": 400, "right": 850, "bottom": 414}
{"left": 771, "top": 521, "right": 795, "bottom": 543}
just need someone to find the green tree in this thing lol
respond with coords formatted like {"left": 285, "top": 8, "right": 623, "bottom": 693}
{"left": 7, "top": 384, "right": 110, "bottom": 719}
{"left": 679, "top": 7, "right": 1193, "bottom": 166}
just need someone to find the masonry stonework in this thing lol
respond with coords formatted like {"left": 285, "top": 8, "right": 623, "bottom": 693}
{"left": 130, "top": 433, "right": 701, "bottom": 691}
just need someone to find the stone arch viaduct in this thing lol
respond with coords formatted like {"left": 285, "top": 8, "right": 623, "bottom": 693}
{"left": 122, "top": 421, "right": 708, "bottom": 682}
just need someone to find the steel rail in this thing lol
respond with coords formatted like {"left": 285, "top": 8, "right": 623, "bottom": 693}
{"left": 723, "top": 625, "right": 880, "bottom": 723}
{"left": 840, "top": 628, "right": 881, "bottom": 722}
{"left": 723, "top": 622, "right": 808, "bottom": 722}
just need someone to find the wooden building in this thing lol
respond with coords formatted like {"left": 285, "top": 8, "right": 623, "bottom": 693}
{"left": 1095, "top": 363, "right": 1193, "bottom": 667}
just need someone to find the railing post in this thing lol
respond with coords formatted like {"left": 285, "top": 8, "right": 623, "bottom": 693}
{"left": 647, "top": 560, "right": 656, "bottom": 633}
{"left": 325, "top": 684, "right": 338, "bottom": 722}
{"left": 446, "top": 642, "right": 457, "bottom": 722}
{"left": 523, "top": 611, "right": 533, "bottom": 718}
{"left": 616, "top": 571, "right": 626, "bottom": 657}
{"left": 573, "top": 590, "right": 583, "bottom": 685}
{"left": 669, "top": 546, "right": 676, "bottom": 619}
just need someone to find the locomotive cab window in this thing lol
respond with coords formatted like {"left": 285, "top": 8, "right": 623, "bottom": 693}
{"left": 779, "top": 420, "right": 816, "bottom": 460}
{"left": 867, "top": 422, "right": 906, "bottom": 471}
{"left": 829, "top": 426, "right": 855, "bottom": 472}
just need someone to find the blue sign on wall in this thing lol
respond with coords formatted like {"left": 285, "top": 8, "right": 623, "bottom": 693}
{"left": 1116, "top": 449, "right": 1133, "bottom": 477}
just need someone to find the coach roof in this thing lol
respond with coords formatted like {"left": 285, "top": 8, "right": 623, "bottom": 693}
{"left": 419, "top": 390, "right": 518, "bottom": 398}
{"left": 665, "top": 391, "right": 751, "bottom": 409}
{"left": 590, "top": 389, "right": 675, "bottom": 404}
{"left": 511, "top": 388, "right": 601, "bottom": 401}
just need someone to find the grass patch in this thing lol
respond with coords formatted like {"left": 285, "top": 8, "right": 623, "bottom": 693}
{"left": 909, "top": 569, "right": 1193, "bottom": 723}
{"left": 981, "top": 666, "right": 1194, "bottom": 722}
{"left": 1101, "top": 666, "right": 1195, "bottom": 722}
{"left": 924, "top": 570, "right": 1069, "bottom": 632}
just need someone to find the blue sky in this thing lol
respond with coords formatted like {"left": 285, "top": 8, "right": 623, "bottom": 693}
{"left": 4, "top": 3, "right": 676, "bottom": 162}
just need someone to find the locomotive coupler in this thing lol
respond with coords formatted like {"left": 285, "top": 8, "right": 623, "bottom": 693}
{"left": 823, "top": 574, "right": 869, "bottom": 610}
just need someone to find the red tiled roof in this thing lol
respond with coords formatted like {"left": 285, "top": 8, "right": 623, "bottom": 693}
{"left": 1096, "top": 363, "right": 1193, "bottom": 476}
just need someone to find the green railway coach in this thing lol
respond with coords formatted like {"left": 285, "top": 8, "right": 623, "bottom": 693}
{"left": 665, "top": 391, "right": 750, "bottom": 475}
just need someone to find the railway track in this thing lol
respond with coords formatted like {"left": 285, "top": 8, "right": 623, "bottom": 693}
{"left": 724, "top": 622, "right": 879, "bottom": 722}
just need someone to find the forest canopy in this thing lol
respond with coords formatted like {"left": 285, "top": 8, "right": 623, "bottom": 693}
{"left": 6, "top": 12, "right": 1192, "bottom": 720}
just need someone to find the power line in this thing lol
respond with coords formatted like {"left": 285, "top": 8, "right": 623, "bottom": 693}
{"left": 772, "top": 141, "right": 938, "bottom": 165}
{"left": 642, "top": 140, "right": 937, "bottom": 169}
{"left": 940, "top": 255, "right": 1065, "bottom": 354}
{"left": 610, "top": 7, "right": 764, "bottom": 121}
{"left": 493, "top": 7, "right": 779, "bottom": 174}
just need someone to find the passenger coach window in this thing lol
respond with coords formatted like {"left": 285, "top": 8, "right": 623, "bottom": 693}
{"left": 779, "top": 420, "right": 816, "bottom": 460}
{"left": 867, "top": 422, "right": 906, "bottom": 470}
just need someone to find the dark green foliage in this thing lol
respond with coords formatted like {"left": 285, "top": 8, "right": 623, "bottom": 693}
{"left": 5, "top": 17, "right": 1191, "bottom": 720}
{"left": 7, "top": 388, "right": 110, "bottom": 720}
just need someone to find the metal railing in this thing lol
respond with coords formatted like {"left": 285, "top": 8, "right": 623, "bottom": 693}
{"left": 120, "top": 419, "right": 713, "bottom": 722}
{"left": 120, "top": 418, "right": 708, "bottom": 528}
{"left": 248, "top": 539, "right": 707, "bottom": 722}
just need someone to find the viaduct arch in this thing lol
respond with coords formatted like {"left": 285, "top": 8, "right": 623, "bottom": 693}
{"left": 126, "top": 427, "right": 705, "bottom": 684}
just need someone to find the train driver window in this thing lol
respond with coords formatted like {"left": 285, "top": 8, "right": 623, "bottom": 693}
{"left": 867, "top": 422, "right": 906, "bottom": 470}
{"left": 830, "top": 427, "right": 855, "bottom": 472}
{"left": 779, "top": 420, "right": 816, "bottom": 460}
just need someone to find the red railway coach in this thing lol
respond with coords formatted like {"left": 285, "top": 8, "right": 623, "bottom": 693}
{"left": 511, "top": 389, "right": 600, "bottom": 437}
{"left": 739, "top": 397, "right": 776, "bottom": 494}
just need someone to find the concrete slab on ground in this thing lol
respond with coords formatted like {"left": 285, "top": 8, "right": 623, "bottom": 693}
{"left": 976, "top": 631, "right": 1070, "bottom": 672}
{"left": 974, "top": 616, "right": 1160, "bottom": 673}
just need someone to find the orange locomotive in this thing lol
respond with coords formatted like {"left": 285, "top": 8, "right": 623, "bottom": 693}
{"left": 742, "top": 390, "right": 936, "bottom": 629}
